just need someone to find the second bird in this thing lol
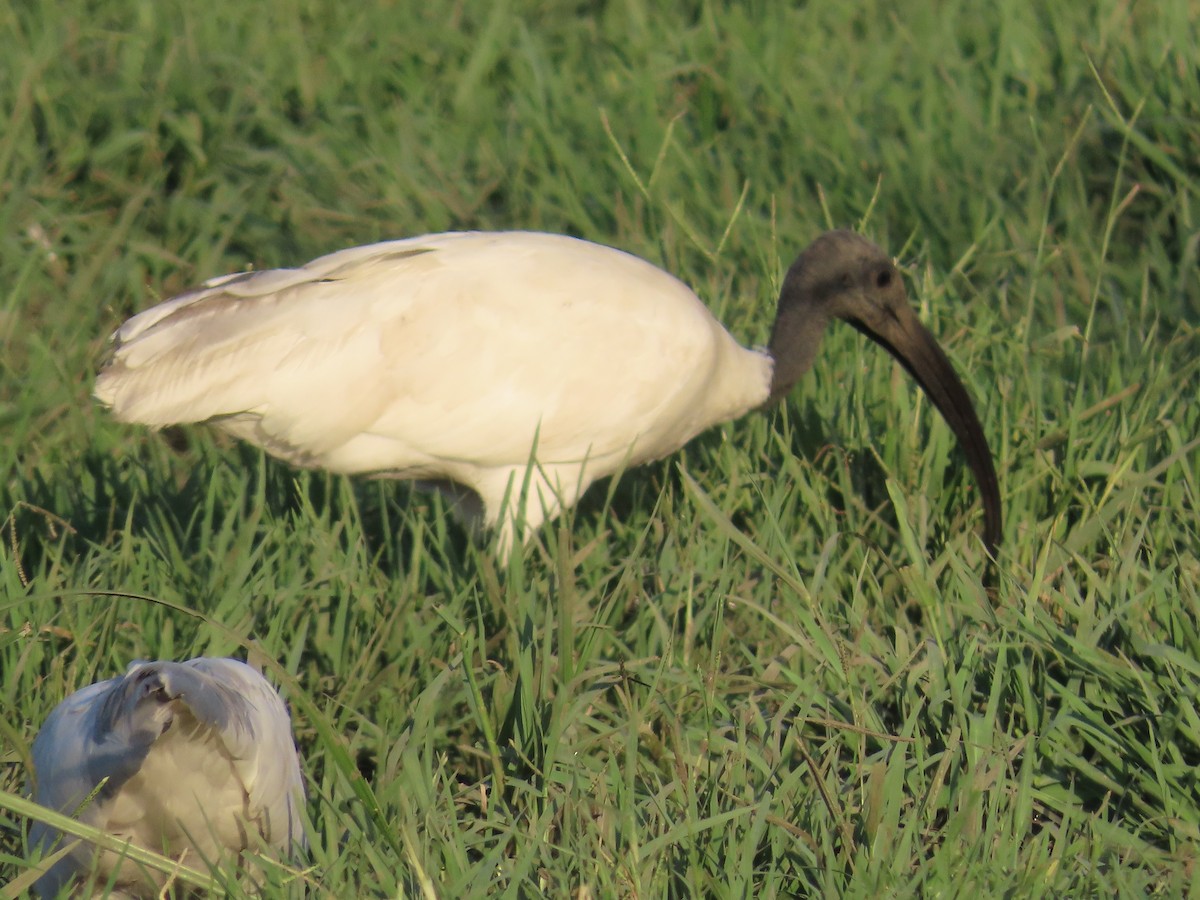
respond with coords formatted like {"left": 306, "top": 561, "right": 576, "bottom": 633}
{"left": 95, "top": 230, "right": 1002, "bottom": 557}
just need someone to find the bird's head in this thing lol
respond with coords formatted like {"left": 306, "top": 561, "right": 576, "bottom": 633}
{"left": 95, "top": 664, "right": 179, "bottom": 744}
{"left": 767, "top": 230, "right": 1002, "bottom": 555}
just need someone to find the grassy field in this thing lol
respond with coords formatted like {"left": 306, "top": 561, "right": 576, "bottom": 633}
{"left": 2, "top": 0, "right": 1198, "bottom": 895}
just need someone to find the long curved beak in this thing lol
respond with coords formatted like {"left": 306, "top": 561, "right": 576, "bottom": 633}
{"left": 850, "top": 309, "right": 1002, "bottom": 556}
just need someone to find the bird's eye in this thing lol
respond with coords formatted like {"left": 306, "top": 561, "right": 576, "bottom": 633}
{"left": 875, "top": 268, "right": 892, "bottom": 289}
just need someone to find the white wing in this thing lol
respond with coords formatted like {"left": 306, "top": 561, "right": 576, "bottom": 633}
{"left": 177, "top": 658, "right": 306, "bottom": 850}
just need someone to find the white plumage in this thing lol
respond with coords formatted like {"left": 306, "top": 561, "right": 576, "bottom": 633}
{"left": 96, "top": 232, "right": 771, "bottom": 547}
{"left": 95, "top": 230, "right": 1001, "bottom": 555}
{"left": 28, "top": 657, "right": 305, "bottom": 897}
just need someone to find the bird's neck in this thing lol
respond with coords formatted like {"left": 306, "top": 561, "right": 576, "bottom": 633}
{"left": 766, "top": 305, "right": 828, "bottom": 403}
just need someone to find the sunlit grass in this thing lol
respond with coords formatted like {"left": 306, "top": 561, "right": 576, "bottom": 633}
{"left": 2, "top": 0, "right": 1198, "bottom": 895}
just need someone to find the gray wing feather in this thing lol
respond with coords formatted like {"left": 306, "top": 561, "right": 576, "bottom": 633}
{"left": 29, "top": 675, "right": 144, "bottom": 897}
{"left": 30, "top": 677, "right": 121, "bottom": 827}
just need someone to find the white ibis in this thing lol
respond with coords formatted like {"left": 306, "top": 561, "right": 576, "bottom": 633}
{"left": 95, "top": 230, "right": 1001, "bottom": 555}
{"left": 28, "top": 657, "right": 305, "bottom": 897}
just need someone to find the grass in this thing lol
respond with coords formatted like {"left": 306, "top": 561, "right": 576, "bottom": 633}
{"left": 2, "top": 0, "right": 1198, "bottom": 895}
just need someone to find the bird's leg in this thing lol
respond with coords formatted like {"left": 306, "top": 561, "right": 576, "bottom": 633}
{"left": 414, "top": 479, "right": 488, "bottom": 532}
{"left": 478, "top": 463, "right": 593, "bottom": 561}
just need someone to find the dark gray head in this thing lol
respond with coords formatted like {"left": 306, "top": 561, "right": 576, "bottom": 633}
{"left": 767, "top": 230, "right": 1001, "bottom": 555}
